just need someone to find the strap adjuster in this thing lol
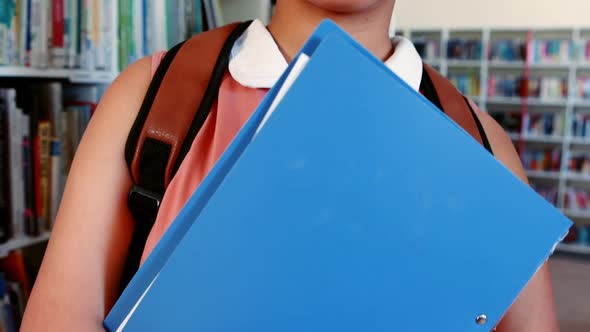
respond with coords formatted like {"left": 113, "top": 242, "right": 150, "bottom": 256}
{"left": 128, "top": 185, "right": 163, "bottom": 224}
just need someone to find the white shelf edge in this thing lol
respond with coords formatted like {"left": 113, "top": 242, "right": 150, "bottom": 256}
{"left": 447, "top": 60, "right": 481, "bottom": 68}
{"left": 486, "top": 97, "right": 568, "bottom": 107}
{"left": 526, "top": 170, "right": 562, "bottom": 180}
{"left": 562, "top": 209, "right": 590, "bottom": 223}
{"left": 568, "top": 136, "right": 590, "bottom": 145}
{"left": 0, "top": 233, "right": 51, "bottom": 258}
{"left": 0, "top": 66, "right": 118, "bottom": 83}
{"left": 556, "top": 243, "right": 590, "bottom": 255}
{"left": 566, "top": 172, "right": 590, "bottom": 182}
{"left": 515, "top": 134, "right": 565, "bottom": 144}
{"left": 488, "top": 61, "right": 570, "bottom": 69}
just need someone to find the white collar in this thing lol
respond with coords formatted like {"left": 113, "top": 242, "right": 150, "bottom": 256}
{"left": 228, "top": 20, "right": 423, "bottom": 91}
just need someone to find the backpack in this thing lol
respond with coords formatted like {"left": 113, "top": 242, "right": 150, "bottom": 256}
{"left": 119, "top": 21, "right": 494, "bottom": 293}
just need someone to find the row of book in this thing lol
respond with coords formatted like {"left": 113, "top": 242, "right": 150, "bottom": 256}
{"left": 562, "top": 225, "right": 590, "bottom": 246}
{"left": 415, "top": 37, "right": 590, "bottom": 63}
{"left": 571, "top": 113, "right": 590, "bottom": 139}
{"left": 490, "top": 111, "right": 522, "bottom": 135}
{"left": 448, "top": 73, "right": 479, "bottom": 97}
{"left": 489, "top": 40, "right": 527, "bottom": 62}
{"left": 564, "top": 187, "right": 590, "bottom": 211}
{"left": 526, "top": 39, "right": 572, "bottom": 64}
{"left": 577, "top": 77, "right": 590, "bottom": 100}
{"left": 0, "top": 83, "right": 100, "bottom": 244}
{"left": 118, "top": 0, "right": 206, "bottom": 71}
{"left": 488, "top": 75, "right": 568, "bottom": 99}
{"left": 0, "top": 0, "right": 115, "bottom": 70}
{"left": 0, "top": 0, "right": 226, "bottom": 71}
{"left": 568, "top": 151, "right": 590, "bottom": 174}
{"left": 521, "top": 148, "right": 561, "bottom": 172}
{"left": 491, "top": 111, "right": 590, "bottom": 140}
{"left": 531, "top": 184, "right": 558, "bottom": 206}
{"left": 522, "top": 112, "right": 564, "bottom": 137}
{"left": 446, "top": 39, "right": 482, "bottom": 60}
{"left": 0, "top": 250, "right": 35, "bottom": 332}
{"left": 412, "top": 39, "right": 440, "bottom": 61}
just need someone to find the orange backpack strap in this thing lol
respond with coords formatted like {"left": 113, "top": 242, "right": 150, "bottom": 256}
{"left": 120, "top": 21, "right": 252, "bottom": 293}
{"left": 421, "top": 63, "right": 493, "bottom": 154}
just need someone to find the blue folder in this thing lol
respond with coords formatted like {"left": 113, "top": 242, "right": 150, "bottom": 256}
{"left": 105, "top": 20, "right": 571, "bottom": 331}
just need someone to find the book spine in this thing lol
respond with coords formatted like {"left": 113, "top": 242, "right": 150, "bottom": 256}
{"left": 177, "top": 0, "right": 185, "bottom": 43}
{"left": 17, "top": 0, "right": 26, "bottom": 65}
{"left": 165, "top": 0, "right": 175, "bottom": 49}
{"left": 50, "top": 0, "right": 65, "bottom": 67}
{"left": 29, "top": 0, "right": 41, "bottom": 66}
{"left": 8, "top": 0, "right": 17, "bottom": 65}
{"left": 7, "top": 90, "right": 25, "bottom": 239}
{"left": 49, "top": 137, "right": 61, "bottom": 227}
{"left": 99, "top": 0, "right": 112, "bottom": 70}
{"left": 0, "top": 92, "right": 11, "bottom": 243}
{"left": 21, "top": 113, "right": 37, "bottom": 236}
{"left": 0, "top": 276, "right": 16, "bottom": 332}
{"left": 47, "top": 83, "right": 62, "bottom": 228}
{"left": 0, "top": 0, "right": 7, "bottom": 65}
{"left": 132, "top": 0, "right": 141, "bottom": 60}
{"left": 24, "top": 0, "right": 31, "bottom": 66}
{"left": 67, "top": 0, "right": 77, "bottom": 67}
{"left": 141, "top": 0, "right": 147, "bottom": 56}
{"left": 79, "top": 0, "right": 92, "bottom": 69}
{"left": 37, "top": 120, "right": 51, "bottom": 231}
{"left": 92, "top": 0, "right": 104, "bottom": 69}
{"left": 118, "top": 0, "right": 129, "bottom": 69}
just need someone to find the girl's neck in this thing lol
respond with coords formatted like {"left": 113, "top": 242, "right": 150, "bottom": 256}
{"left": 267, "top": 0, "right": 395, "bottom": 63}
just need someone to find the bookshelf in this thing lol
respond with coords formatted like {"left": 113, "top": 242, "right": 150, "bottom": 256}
{"left": 405, "top": 26, "right": 590, "bottom": 255}
{"left": 0, "top": 67, "right": 117, "bottom": 84}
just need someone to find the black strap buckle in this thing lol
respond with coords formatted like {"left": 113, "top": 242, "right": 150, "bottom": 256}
{"left": 128, "top": 185, "right": 163, "bottom": 225}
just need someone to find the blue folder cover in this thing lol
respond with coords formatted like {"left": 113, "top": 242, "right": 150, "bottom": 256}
{"left": 105, "top": 20, "right": 571, "bottom": 331}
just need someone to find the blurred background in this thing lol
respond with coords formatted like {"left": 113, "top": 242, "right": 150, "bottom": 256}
{"left": 0, "top": 0, "right": 588, "bottom": 331}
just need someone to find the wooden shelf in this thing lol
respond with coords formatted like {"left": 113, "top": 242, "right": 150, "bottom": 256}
{"left": 0, "top": 233, "right": 51, "bottom": 258}
{"left": 0, "top": 66, "right": 117, "bottom": 83}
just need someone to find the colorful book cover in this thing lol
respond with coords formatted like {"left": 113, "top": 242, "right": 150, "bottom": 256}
{"left": 118, "top": 0, "right": 130, "bottom": 69}
{"left": 21, "top": 113, "right": 37, "bottom": 236}
{"left": 0, "top": 0, "right": 8, "bottom": 65}
{"left": 50, "top": 0, "right": 65, "bottom": 67}
{"left": 79, "top": 0, "right": 93, "bottom": 69}
{"left": 37, "top": 120, "right": 51, "bottom": 231}
{"left": 0, "top": 91, "right": 12, "bottom": 243}
{"left": 24, "top": 0, "right": 31, "bottom": 66}
{"left": 93, "top": 0, "right": 105, "bottom": 69}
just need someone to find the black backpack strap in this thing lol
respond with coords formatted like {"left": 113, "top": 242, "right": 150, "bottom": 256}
{"left": 119, "top": 21, "right": 252, "bottom": 294}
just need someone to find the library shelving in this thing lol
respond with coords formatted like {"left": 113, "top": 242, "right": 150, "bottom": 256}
{"left": 405, "top": 26, "right": 590, "bottom": 255}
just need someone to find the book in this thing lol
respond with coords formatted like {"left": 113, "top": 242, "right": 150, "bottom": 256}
{"left": 106, "top": 20, "right": 572, "bottom": 332}
{"left": 0, "top": 0, "right": 8, "bottom": 65}
{"left": 37, "top": 120, "right": 51, "bottom": 231}
{"left": 50, "top": 0, "right": 65, "bottom": 67}
{"left": 1, "top": 89, "right": 26, "bottom": 239}
{"left": 0, "top": 93, "right": 12, "bottom": 244}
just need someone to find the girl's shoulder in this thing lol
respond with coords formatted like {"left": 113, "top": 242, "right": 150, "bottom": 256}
{"left": 151, "top": 51, "right": 167, "bottom": 77}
